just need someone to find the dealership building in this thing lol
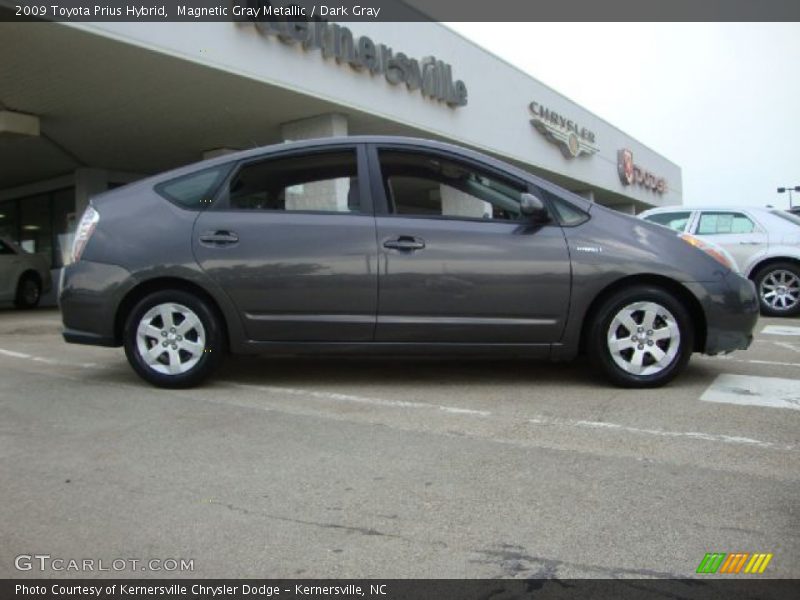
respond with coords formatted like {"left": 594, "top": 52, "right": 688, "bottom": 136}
{"left": 0, "top": 18, "right": 682, "bottom": 281}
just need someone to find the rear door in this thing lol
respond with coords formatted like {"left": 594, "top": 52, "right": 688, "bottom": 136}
{"left": 369, "top": 146, "right": 571, "bottom": 344}
{"left": 192, "top": 145, "right": 378, "bottom": 342}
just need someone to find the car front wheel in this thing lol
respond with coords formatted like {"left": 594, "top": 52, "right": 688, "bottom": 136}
{"left": 123, "top": 290, "right": 225, "bottom": 388}
{"left": 754, "top": 262, "right": 800, "bottom": 317}
{"left": 588, "top": 286, "right": 694, "bottom": 388}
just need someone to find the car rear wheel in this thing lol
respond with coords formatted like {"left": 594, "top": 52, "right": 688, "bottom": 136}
{"left": 123, "top": 290, "right": 225, "bottom": 388}
{"left": 14, "top": 274, "right": 41, "bottom": 309}
{"left": 588, "top": 286, "right": 694, "bottom": 388}
{"left": 754, "top": 262, "right": 800, "bottom": 317}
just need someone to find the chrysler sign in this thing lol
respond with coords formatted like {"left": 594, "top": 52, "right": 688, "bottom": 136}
{"left": 529, "top": 101, "right": 598, "bottom": 158}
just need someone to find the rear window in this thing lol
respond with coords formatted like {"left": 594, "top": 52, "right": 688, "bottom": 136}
{"left": 771, "top": 210, "right": 800, "bottom": 228}
{"left": 155, "top": 164, "right": 232, "bottom": 210}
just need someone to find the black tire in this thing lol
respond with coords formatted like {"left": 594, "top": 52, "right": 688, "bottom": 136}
{"left": 14, "top": 273, "right": 41, "bottom": 309}
{"left": 587, "top": 285, "right": 694, "bottom": 388}
{"left": 753, "top": 262, "right": 800, "bottom": 317}
{"left": 123, "top": 289, "right": 225, "bottom": 388}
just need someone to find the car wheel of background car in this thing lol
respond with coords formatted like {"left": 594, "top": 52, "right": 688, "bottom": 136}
{"left": 754, "top": 262, "right": 800, "bottom": 317}
{"left": 588, "top": 286, "right": 694, "bottom": 388}
{"left": 14, "top": 273, "right": 41, "bottom": 309}
{"left": 123, "top": 290, "right": 225, "bottom": 388}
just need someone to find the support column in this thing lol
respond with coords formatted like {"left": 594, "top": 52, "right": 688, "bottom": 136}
{"left": 440, "top": 185, "right": 490, "bottom": 218}
{"left": 280, "top": 113, "right": 348, "bottom": 142}
{"left": 74, "top": 168, "right": 143, "bottom": 215}
{"left": 280, "top": 114, "right": 350, "bottom": 212}
{"left": 74, "top": 168, "right": 108, "bottom": 216}
{"left": 202, "top": 148, "right": 239, "bottom": 160}
{"left": 613, "top": 202, "right": 637, "bottom": 215}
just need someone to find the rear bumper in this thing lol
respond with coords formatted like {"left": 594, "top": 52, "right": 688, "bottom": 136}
{"left": 59, "top": 260, "right": 133, "bottom": 347}
{"left": 686, "top": 274, "right": 759, "bottom": 355}
{"left": 62, "top": 328, "right": 118, "bottom": 347}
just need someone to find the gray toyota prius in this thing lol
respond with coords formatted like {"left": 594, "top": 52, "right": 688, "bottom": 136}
{"left": 59, "top": 136, "right": 758, "bottom": 388}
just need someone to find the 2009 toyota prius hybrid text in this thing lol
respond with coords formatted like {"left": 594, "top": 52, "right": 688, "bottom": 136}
{"left": 59, "top": 137, "right": 759, "bottom": 389}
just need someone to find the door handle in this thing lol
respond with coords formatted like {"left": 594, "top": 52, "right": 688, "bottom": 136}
{"left": 738, "top": 241, "right": 760, "bottom": 245}
{"left": 199, "top": 231, "right": 239, "bottom": 245}
{"left": 383, "top": 236, "right": 425, "bottom": 251}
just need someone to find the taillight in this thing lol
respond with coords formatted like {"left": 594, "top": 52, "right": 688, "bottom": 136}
{"left": 71, "top": 206, "right": 99, "bottom": 263}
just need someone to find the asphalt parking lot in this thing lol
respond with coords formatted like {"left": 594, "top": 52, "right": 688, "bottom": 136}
{"left": 1, "top": 308, "right": 798, "bottom": 579}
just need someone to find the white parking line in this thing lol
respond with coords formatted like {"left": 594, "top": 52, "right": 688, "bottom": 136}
{"left": 701, "top": 374, "right": 800, "bottom": 411}
{"left": 697, "top": 355, "right": 800, "bottom": 368}
{"left": 772, "top": 341, "right": 800, "bottom": 354}
{"left": 229, "top": 384, "right": 792, "bottom": 451}
{"left": 0, "top": 345, "right": 795, "bottom": 452}
{"left": 0, "top": 347, "right": 99, "bottom": 369}
{"left": 761, "top": 325, "right": 800, "bottom": 336}
{"left": 231, "top": 383, "right": 492, "bottom": 416}
{"left": 527, "top": 416, "right": 788, "bottom": 450}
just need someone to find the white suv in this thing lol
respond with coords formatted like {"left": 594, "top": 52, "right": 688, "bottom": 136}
{"left": 639, "top": 207, "right": 800, "bottom": 317}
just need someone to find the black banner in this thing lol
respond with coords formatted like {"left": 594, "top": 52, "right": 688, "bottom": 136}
{"left": 2, "top": 0, "right": 800, "bottom": 22}
{"left": 3, "top": 579, "right": 800, "bottom": 600}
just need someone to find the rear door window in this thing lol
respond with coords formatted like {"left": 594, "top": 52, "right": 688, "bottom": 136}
{"left": 226, "top": 151, "right": 361, "bottom": 214}
{"left": 644, "top": 211, "right": 692, "bottom": 232}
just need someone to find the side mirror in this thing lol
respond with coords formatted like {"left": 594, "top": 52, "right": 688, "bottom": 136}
{"left": 520, "top": 193, "right": 549, "bottom": 221}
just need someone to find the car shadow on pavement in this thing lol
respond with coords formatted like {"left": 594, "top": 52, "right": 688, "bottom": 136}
{"left": 214, "top": 355, "right": 611, "bottom": 389}
{"left": 74, "top": 346, "right": 724, "bottom": 393}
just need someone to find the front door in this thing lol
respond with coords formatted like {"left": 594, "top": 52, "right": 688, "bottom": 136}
{"left": 193, "top": 146, "right": 378, "bottom": 342}
{"left": 370, "top": 147, "right": 571, "bottom": 344}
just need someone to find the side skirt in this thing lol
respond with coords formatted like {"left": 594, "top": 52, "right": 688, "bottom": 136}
{"left": 234, "top": 340, "right": 553, "bottom": 359}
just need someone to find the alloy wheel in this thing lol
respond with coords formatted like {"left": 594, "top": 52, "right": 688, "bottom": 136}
{"left": 606, "top": 301, "right": 681, "bottom": 377}
{"left": 759, "top": 269, "right": 800, "bottom": 311}
{"left": 135, "top": 302, "right": 206, "bottom": 375}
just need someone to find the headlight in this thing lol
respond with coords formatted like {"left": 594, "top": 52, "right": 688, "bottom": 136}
{"left": 71, "top": 205, "right": 99, "bottom": 263}
{"left": 679, "top": 233, "right": 738, "bottom": 272}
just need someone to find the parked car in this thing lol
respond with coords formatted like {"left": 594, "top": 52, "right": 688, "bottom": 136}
{"left": 60, "top": 137, "right": 758, "bottom": 389}
{"left": 639, "top": 206, "right": 800, "bottom": 317}
{"left": 0, "top": 236, "right": 52, "bottom": 308}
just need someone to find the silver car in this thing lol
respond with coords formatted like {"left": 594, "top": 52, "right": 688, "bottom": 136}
{"left": 639, "top": 206, "right": 800, "bottom": 316}
{"left": 0, "top": 236, "right": 52, "bottom": 308}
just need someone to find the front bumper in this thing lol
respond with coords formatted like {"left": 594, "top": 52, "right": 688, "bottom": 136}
{"left": 685, "top": 273, "right": 759, "bottom": 355}
{"left": 59, "top": 260, "right": 133, "bottom": 347}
